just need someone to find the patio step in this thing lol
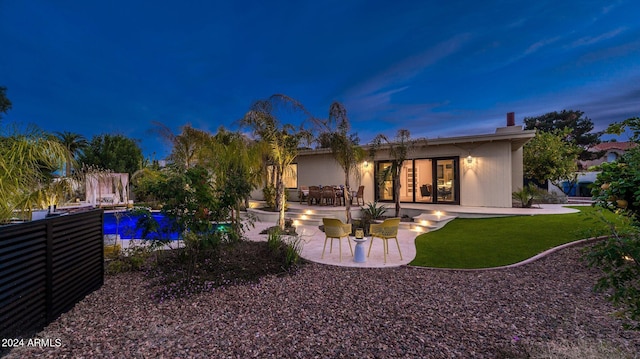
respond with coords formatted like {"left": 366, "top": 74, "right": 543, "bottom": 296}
{"left": 412, "top": 212, "right": 457, "bottom": 232}
{"left": 286, "top": 207, "right": 349, "bottom": 226}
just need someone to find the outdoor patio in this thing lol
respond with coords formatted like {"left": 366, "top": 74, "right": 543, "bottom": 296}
{"left": 244, "top": 203, "right": 582, "bottom": 268}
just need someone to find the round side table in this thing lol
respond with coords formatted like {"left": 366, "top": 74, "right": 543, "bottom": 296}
{"left": 353, "top": 237, "right": 368, "bottom": 263}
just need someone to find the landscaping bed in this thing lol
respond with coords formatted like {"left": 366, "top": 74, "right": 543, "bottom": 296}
{"left": 5, "top": 243, "right": 640, "bottom": 358}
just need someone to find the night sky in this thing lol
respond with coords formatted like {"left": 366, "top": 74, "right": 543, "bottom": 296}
{"left": 2, "top": 1, "right": 639, "bottom": 158}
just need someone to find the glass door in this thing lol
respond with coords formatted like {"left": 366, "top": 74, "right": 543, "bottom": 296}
{"left": 414, "top": 159, "right": 433, "bottom": 203}
{"left": 435, "top": 158, "right": 456, "bottom": 203}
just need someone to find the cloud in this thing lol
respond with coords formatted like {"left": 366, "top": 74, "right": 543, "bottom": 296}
{"left": 343, "top": 33, "right": 471, "bottom": 116}
{"left": 570, "top": 27, "right": 627, "bottom": 48}
{"left": 523, "top": 36, "right": 562, "bottom": 56}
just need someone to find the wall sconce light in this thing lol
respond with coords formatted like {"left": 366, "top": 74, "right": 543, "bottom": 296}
{"left": 466, "top": 155, "right": 473, "bottom": 164}
{"left": 363, "top": 160, "right": 369, "bottom": 168}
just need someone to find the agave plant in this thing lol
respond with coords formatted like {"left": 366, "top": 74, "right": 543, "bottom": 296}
{"left": 361, "top": 201, "right": 388, "bottom": 220}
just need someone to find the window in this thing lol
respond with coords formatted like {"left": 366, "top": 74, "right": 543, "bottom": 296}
{"left": 267, "top": 164, "right": 298, "bottom": 189}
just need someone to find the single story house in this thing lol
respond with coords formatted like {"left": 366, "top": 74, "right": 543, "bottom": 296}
{"left": 254, "top": 118, "right": 536, "bottom": 209}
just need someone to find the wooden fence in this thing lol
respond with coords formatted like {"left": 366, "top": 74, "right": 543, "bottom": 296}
{"left": 0, "top": 209, "right": 104, "bottom": 342}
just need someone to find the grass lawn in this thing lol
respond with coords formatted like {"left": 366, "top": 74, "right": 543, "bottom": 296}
{"left": 409, "top": 206, "right": 622, "bottom": 269}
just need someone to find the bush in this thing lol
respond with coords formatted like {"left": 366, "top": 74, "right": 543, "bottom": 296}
{"left": 592, "top": 148, "right": 640, "bottom": 220}
{"left": 583, "top": 211, "right": 640, "bottom": 330}
{"left": 105, "top": 245, "right": 150, "bottom": 275}
{"left": 512, "top": 184, "right": 545, "bottom": 208}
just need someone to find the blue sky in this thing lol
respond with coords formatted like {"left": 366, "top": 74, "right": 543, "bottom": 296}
{"left": 2, "top": 1, "right": 639, "bottom": 158}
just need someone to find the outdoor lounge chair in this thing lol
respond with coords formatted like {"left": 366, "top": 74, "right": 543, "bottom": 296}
{"left": 368, "top": 217, "right": 402, "bottom": 263}
{"left": 322, "top": 218, "right": 353, "bottom": 261}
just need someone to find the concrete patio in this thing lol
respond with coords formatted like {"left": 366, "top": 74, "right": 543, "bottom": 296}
{"left": 243, "top": 203, "right": 584, "bottom": 268}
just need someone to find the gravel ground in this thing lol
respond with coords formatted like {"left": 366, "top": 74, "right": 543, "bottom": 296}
{"left": 5, "top": 245, "right": 640, "bottom": 358}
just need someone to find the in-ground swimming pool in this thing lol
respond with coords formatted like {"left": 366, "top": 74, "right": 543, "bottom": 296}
{"left": 103, "top": 211, "right": 179, "bottom": 240}
{"left": 103, "top": 211, "right": 231, "bottom": 240}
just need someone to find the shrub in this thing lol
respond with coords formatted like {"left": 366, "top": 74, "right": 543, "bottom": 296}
{"left": 104, "top": 245, "right": 150, "bottom": 275}
{"left": 583, "top": 211, "right": 640, "bottom": 330}
{"left": 267, "top": 230, "right": 303, "bottom": 269}
{"left": 512, "top": 183, "right": 545, "bottom": 208}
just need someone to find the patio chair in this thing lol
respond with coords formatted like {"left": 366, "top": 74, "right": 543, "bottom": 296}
{"left": 368, "top": 217, "right": 402, "bottom": 263}
{"left": 353, "top": 185, "right": 365, "bottom": 206}
{"left": 308, "top": 186, "right": 322, "bottom": 205}
{"left": 322, "top": 218, "right": 353, "bottom": 261}
{"left": 299, "top": 186, "right": 309, "bottom": 204}
{"left": 321, "top": 186, "right": 337, "bottom": 206}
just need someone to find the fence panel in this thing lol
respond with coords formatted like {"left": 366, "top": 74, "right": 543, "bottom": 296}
{"left": 0, "top": 209, "right": 104, "bottom": 343}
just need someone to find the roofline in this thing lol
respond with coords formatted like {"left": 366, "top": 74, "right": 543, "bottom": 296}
{"left": 297, "top": 128, "right": 536, "bottom": 156}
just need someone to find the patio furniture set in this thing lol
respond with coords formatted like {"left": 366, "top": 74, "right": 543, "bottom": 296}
{"left": 321, "top": 217, "right": 402, "bottom": 263}
{"left": 299, "top": 185, "right": 365, "bottom": 206}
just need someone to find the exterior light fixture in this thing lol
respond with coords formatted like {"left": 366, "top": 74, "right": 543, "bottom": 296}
{"left": 466, "top": 154, "right": 473, "bottom": 164}
{"left": 363, "top": 160, "right": 369, "bottom": 168}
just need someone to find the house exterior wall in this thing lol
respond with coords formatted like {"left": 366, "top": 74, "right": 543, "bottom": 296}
{"left": 251, "top": 127, "right": 533, "bottom": 208}
{"left": 461, "top": 143, "right": 513, "bottom": 207}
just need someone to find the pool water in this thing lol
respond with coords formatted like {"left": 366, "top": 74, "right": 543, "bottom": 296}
{"left": 103, "top": 212, "right": 232, "bottom": 240}
{"left": 103, "top": 212, "right": 179, "bottom": 240}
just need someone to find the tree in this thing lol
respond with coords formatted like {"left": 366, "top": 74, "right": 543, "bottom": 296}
{"left": 0, "top": 86, "right": 12, "bottom": 119}
{"left": 0, "top": 125, "right": 68, "bottom": 222}
{"left": 241, "top": 94, "right": 314, "bottom": 230}
{"left": 370, "top": 129, "right": 418, "bottom": 217}
{"left": 78, "top": 134, "right": 144, "bottom": 175}
{"left": 55, "top": 131, "right": 88, "bottom": 177}
{"left": 592, "top": 117, "right": 640, "bottom": 219}
{"left": 206, "top": 127, "right": 264, "bottom": 232}
{"left": 523, "top": 130, "right": 581, "bottom": 192}
{"left": 152, "top": 122, "right": 212, "bottom": 170}
{"left": 318, "top": 102, "right": 365, "bottom": 223}
{"left": 524, "top": 110, "right": 602, "bottom": 162}
{"left": 586, "top": 117, "right": 640, "bottom": 329}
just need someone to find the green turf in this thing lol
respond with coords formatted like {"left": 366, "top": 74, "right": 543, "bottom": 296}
{"left": 409, "top": 206, "right": 620, "bottom": 269}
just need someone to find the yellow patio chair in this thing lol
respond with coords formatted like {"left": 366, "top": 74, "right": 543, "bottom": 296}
{"left": 368, "top": 217, "right": 402, "bottom": 263}
{"left": 322, "top": 218, "right": 353, "bottom": 261}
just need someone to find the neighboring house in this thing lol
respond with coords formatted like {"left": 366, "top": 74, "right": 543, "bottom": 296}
{"left": 255, "top": 119, "right": 536, "bottom": 208}
{"left": 580, "top": 141, "right": 637, "bottom": 169}
{"left": 554, "top": 141, "right": 638, "bottom": 197}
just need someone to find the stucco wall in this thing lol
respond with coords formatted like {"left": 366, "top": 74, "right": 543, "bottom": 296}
{"left": 460, "top": 143, "right": 513, "bottom": 207}
{"left": 252, "top": 130, "right": 531, "bottom": 208}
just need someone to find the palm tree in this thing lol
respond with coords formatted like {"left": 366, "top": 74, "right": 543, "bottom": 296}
{"left": 241, "top": 94, "right": 314, "bottom": 230}
{"left": 55, "top": 131, "right": 88, "bottom": 177}
{"left": 152, "top": 122, "right": 212, "bottom": 170}
{"left": 319, "top": 102, "right": 365, "bottom": 223}
{"left": 207, "top": 128, "right": 267, "bottom": 231}
{"left": 370, "top": 129, "right": 419, "bottom": 217}
{"left": 0, "top": 125, "right": 68, "bottom": 222}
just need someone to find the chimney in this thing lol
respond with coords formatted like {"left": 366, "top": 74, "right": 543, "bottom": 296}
{"left": 506, "top": 112, "right": 515, "bottom": 126}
